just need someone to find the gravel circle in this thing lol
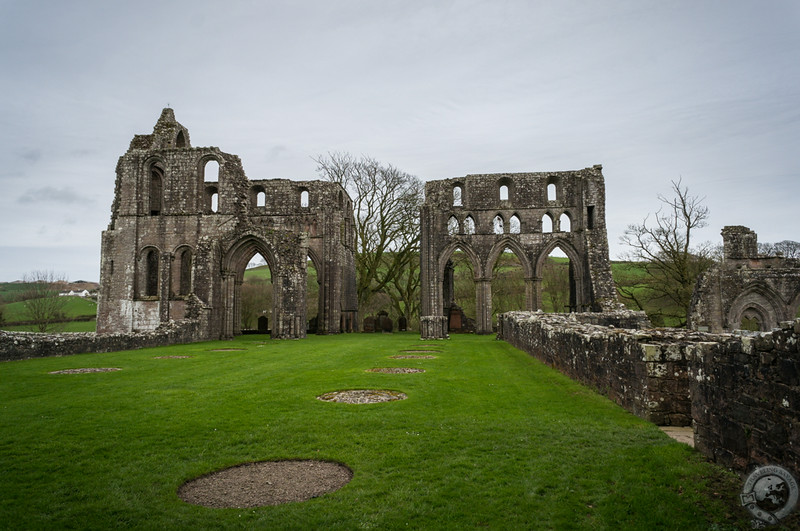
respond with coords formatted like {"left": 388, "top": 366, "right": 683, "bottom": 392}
{"left": 317, "top": 389, "right": 407, "bottom": 404}
{"left": 49, "top": 368, "right": 121, "bottom": 374}
{"left": 401, "top": 349, "right": 440, "bottom": 353}
{"left": 154, "top": 355, "right": 193, "bottom": 359}
{"left": 390, "top": 354, "right": 437, "bottom": 359}
{"left": 366, "top": 367, "right": 425, "bottom": 374}
{"left": 178, "top": 460, "right": 352, "bottom": 508}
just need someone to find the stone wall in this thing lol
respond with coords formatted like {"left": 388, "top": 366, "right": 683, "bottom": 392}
{"left": 498, "top": 311, "right": 799, "bottom": 477}
{"left": 689, "top": 320, "right": 800, "bottom": 476}
{"left": 420, "top": 166, "right": 620, "bottom": 339}
{"left": 0, "top": 320, "right": 201, "bottom": 362}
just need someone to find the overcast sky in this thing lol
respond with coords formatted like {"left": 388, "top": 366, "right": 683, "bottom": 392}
{"left": 0, "top": 0, "right": 798, "bottom": 282}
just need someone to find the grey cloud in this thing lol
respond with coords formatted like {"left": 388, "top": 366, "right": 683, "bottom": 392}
{"left": 18, "top": 186, "right": 88, "bottom": 205}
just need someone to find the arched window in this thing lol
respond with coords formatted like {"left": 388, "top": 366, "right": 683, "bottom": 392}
{"left": 178, "top": 249, "right": 192, "bottom": 296}
{"left": 175, "top": 130, "right": 186, "bottom": 148}
{"left": 300, "top": 190, "right": 309, "bottom": 208}
{"left": 547, "top": 183, "right": 557, "bottom": 201}
{"left": 559, "top": 213, "right": 571, "bottom": 232}
{"left": 542, "top": 213, "right": 553, "bottom": 233}
{"left": 149, "top": 168, "right": 163, "bottom": 216}
{"left": 464, "top": 216, "right": 476, "bottom": 235}
{"left": 256, "top": 191, "right": 266, "bottom": 207}
{"left": 493, "top": 215, "right": 504, "bottom": 235}
{"left": 447, "top": 216, "right": 460, "bottom": 236}
{"left": 204, "top": 159, "right": 219, "bottom": 182}
{"left": 499, "top": 184, "right": 509, "bottom": 201}
{"left": 145, "top": 249, "right": 159, "bottom": 297}
{"left": 509, "top": 215, "right": 521, "bottom": 234}
{"left": 453, "top": 185, "right": 463, "bottom": 206}
{"left": 206, "top": 186, "right": 219, "bottom": 213}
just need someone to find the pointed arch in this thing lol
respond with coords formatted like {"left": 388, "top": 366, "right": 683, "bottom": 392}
{"left": 222, "top": 234, "right": 279, "bottom": 279}
{"left": 172, "top": 245, "right": 194, "bottom": 297}
{"left": 486, "top": 237, "right": 533, "bottom": 280}
{"left": 509, "top": 214, "right": 521, "bottom": 234}
{"left": 541, "top": 212, "right": 554, "bottom": 233}
{"left": 534, "top": 239, "right": 582, "bottom": 276}
{"left": 447, "top": 215, "right": 460, "bottom": 235}
{"left": 137, "top": 246, "right": 161, "bottom": 298}
{"left": 438, "top": 241, "right": 484, "bottom": 279}
{"left": 727, "top": 282, "right": 786, "bottom": 331}
{"left": 463, "top": 215, "right": 476, "bottom": 235}
{"left": 493, "top": 214, "right": 504, "bottom": 234}
{"left": 559, "top": 212, "right": 571, "bottom": 232}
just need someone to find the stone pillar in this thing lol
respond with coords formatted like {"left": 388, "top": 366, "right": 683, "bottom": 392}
{"left": 475, "top": 279, "right": 493, "bottom": 334}
{"left": 524, "top": 277, "right": 535, "bottom": 311}
{"left": 159, "top": 252, "right": 172, "bottom": 324}
{"left": 533, "top": 277, "right": 543, "bottom": 310}
{"left": 221, "top": 269, "right": 236, "bottom": 339}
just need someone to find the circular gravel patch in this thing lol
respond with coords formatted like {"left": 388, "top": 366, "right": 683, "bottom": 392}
{"left": 390, "top": 354, "right": 437, "bottom": 359}
{"left": 317, "top": 389, "right": 407, "bottom": 404}
{"left": 178, "top": 460, "right": 352, "bottom": 508}
{"left": 49, "top": 368, "right": 121, "bottom": 374}
{"left": 401, "top": 349, "right": 440, "bottom": 353}
{"left": 366, "top": 367, "right": 425, "bottom": 374}
{"left": 154, "top": 355, "right": 193, "bottom": 359}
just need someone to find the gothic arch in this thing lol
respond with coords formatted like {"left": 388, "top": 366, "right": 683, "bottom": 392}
{"left": 172, "top": 245, "right": 194, "bottom": 297}
{"left": 438, "top": 241, "right": 484, "bottom": 279}
{"left": 727, "top": 283, "right": 786, "bottom": 331}
{"left": 486, "top": 237, "right": 533, "bottom": 280}
{"left": 534, "top": 239, "right": 586, "bottom": 312}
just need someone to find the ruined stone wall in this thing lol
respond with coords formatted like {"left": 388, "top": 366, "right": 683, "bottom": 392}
{"left": 689, "top": 320, "right": 800, "bottom": 477}
{"left": 498, "top": 311, "right": 693, "bottom": 425}
{"left": 499, "top": 311, "right": 800, "bottom": 477}
{"left": 689, "top": 226, "right": 800, "bottom": 333}
{"left": 97, "top": 109, "right": 358, "bottom": 340}
{"left": 420, "top": 166, "right": 619, "bottom": 339}
{"left": 0, "top": 320, "right": 201, "bottom": 362}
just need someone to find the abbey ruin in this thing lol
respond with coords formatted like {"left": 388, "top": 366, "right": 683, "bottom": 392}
{"left": 419, "top": 166, "right": 619, "bottom": 339}
{"left": 2, "top": 108, "right": 796, "bottom": 479}
{"left": 96, "top": 109, "right": 358, "bottom": 340}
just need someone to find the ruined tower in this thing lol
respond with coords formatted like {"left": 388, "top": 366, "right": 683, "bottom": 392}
{"left": 97, "top": 109, "right": 358, "bottom": 339}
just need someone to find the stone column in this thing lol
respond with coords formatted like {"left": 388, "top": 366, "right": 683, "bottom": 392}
{"left": 220, "top": 269, "right": 236, "bottom": 339}
{"left": 159, "top": 252, "right": 173, "bottom": 324}
{"left": 475, "top": 279, "right": 493, "bottom": 334}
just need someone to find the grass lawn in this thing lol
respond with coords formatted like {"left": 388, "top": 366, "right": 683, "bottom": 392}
{"left": 0, "top": 333, "right": 751, "bottom": 529}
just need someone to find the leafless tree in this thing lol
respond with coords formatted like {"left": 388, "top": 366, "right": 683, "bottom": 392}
{"left": 758, "top": 240, "right": 800, "bottom": 258}
{"left": 619, "top": 179, "right": 715, "bottom": 327}
{"left": 314, "top": 152, "right": 424, "bottom": 323}
{"left": 542, "top": 258, "right": 570, "bottom": 313}
{"left": 22, "top": 271, "right": 69, "bottom": 332}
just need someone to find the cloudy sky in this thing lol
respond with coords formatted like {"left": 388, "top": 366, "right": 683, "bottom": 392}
{"left": 0, "top": 0, "right": 798, "bottom": 282}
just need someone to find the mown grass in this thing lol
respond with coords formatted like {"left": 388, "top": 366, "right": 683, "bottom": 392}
{"left": 0, "top": 333, "right": 752, "bottom": 529}
{"left": 1, "top": 296, "right": 97, "bottom": 323}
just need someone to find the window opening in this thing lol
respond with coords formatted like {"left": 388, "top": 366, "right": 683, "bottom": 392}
{"left": 453, "top": 185, "right": 463, "bottom": 206}
{"left": 145, "top": 250, "right": 159, "bottom": 297}
{"left": 179, "top": 249, "right": 192, "bottom": 296}
{"left": 541, "top": 213, "right": 553, "bottom": 233}
{"left": 204, "top": 159, "right": 219, "bottom": 182}
{"left": 547, "top": 183, "right": 557, "bottom": 201}
{"left": 587, "top": 206, "right": 595, "bottom": 230}
{"left": 499, "top": 185, "right": 509, "bottom": 201}
{"left": 149, "top": 169, "right": 162, "bottom": 215}
{"left": 447, "top": 216, "right": 460, "bottom": 236}
{"left": 300, "top": 190, "right": 309, "bottom": 208}
{"left": 210, "top": 192, "right": 219, "bottom": 213}
{"left": 256, "top": 191, "right": 266, "bottom": 207}
{"left": 509, "top": 215, "right": 521, "bottom": 234}
{"left": 560, "top": 213, "right": 571, "bottom": 232}
{"left": 493, "top": 215, "right": 504, "bottom": 234}
{"left": 464, "top": 216, "right": 476, "bottom": 235}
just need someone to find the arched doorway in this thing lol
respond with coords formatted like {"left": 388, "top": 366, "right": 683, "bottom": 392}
{"left": 240, "top": 253, "right": 273, "bottom": 334}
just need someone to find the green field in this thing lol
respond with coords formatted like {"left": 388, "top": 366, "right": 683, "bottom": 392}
{"left": 0, "top": 333, "right": 753, "bottom": 529}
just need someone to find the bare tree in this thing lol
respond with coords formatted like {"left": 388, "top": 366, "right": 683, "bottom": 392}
{"left": 314, "top": 152, "right": 424, "bottom": 321}
{"left": 619, "top": 179, "right": 715, "bottom": 327}
{"left": 22, "top": 271, "right": 69, "bottom": 332}
{"left": 758, "top": 240, "right": 800, "bottom": 258}
{"left": 542, "top": 258, "right": 570, "bottom": 313}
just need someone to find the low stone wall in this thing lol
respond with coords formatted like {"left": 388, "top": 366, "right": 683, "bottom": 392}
{"left": 689, "top": 321, "right": 800, "bottom": 476}
{"left": 497, "top": 311, "right": 695, "bottom": 426}
{"left": 498, "top": 311, "right": 800, "bottom": 477}
{"left": 0, "top": 319, "right": 203, "bottom": 362}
